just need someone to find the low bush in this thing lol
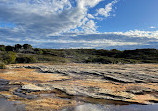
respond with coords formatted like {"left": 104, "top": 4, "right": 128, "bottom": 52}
{"left": 0, "top": 63, "right": 6, "bottom": 69}
{"left": 35, "top": 55, "right": 69, "bottom": 63}
{"left": 16, "top": 56, "right": 37, "bottom": 63}
{"left": 85, "top": 56, "right": 120, "bottom": 64}
{"left": 0, "top": 51, "right": 16, "bottom": 64}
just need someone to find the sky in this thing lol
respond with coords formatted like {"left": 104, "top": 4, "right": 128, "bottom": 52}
{"left": 0, "top": 0, "right": 158, "bottom": 50}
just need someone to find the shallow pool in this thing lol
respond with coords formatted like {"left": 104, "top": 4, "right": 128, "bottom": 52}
{"left": 1, "top": 97, "right": 158, "bottom": 111}
{"left": 62, "top": 103, "right": 158, "bottom": 111}
{"left": 0, "top": 98, "right": 25, "bottom": 111}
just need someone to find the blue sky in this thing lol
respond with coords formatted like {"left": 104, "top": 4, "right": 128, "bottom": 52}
{"left": 97, "top": 0, "right": 158, "bottom": 32}
{"left": 0, "top": 0, "right": 158, "bottom": 50}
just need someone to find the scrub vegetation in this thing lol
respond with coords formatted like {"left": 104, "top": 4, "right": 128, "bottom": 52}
{"left": 0, "top": 44, "right": 158, "bottom": 68}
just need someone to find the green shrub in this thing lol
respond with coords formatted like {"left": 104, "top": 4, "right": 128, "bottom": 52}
{"left": 16, "top": 56, "right": 37, "bottom": 63}
{"left": 0, "top": 45, "right": 5, "bottom": 51}
{"left": 34, "top": 48, "right": 42, "bottom": 54}
{"left": 122, "top": 59, "right": 140, "bottom": 64}
{"left": 84, "top": 56, "right": 141, "bottom": 64}
{"left": 0, "top": 51, "right": 16, "bottom": 64}
{"left": 85, "top": 56, "right": 120, "bottom": 64}
{"left": 0, "top": 63, "right": 6, "bottom": 69}
{"left": 36, "top": 55, "right": 69, "bottom": 63}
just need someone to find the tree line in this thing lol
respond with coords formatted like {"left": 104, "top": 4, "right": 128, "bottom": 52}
{"left": 0, "top": 44, "right": 32, "bottom": 52}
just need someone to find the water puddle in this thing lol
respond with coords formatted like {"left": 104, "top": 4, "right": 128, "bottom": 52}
{"left": 40, "top": 93, "right": 55, "bottom": 98}
{"left": 62, "top": 103, "right": 158, "bottom": 111}
{"left": 1, "top": 97, "right": 158, "bottom": 111}
{"left": 0, "top": 97, "right": 25, "bottom": 111}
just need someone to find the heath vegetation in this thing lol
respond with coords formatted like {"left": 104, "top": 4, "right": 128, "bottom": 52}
{"left": 0, "top": 44, "right": 158, "bottom": 68}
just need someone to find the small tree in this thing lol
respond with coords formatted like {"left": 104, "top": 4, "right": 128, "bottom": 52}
{"left": 34, "top": 48, "right": 43, "bottom": 54}
{"left": 15, "top": 44, "right": 22, "bottom": 52}
{"left": 0, "top": 63, "right": 6, "bottom": 69}
{"left": 2, "top": 51, "right": 16, "bottom": 64}
{"left": 111, "top": 49, "right": 119, "bottom": 52}
{"left": 23, "top": 44, "right": 32, "bottom": 50}
{"left": 5, "top": 46, "right": 14, "bottom": 51}
{"left": 0, "top": 45, "right": 5, "bottom": 51}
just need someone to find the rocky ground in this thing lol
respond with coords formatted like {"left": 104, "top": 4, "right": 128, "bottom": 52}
{"left": 0, "top": 63, "right": 158, "bottom": 111}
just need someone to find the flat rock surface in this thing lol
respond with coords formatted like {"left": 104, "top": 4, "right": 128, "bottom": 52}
{"left": 0, "top": 63, "right": 158, "bottom": 110}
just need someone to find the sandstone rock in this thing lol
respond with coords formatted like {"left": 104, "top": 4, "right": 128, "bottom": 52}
{"left": 22, "top": 84, "right": 52, "bottom": 91}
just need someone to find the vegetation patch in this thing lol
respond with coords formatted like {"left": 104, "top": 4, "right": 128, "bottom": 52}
{"left": 0, "top": 63, "right": 6, "bottom": 69}
{"left": 16, "top": 56, "right": 37, "bottom": 63}
{"left": 0, "top": 44, "right": 157, "bottom": 65}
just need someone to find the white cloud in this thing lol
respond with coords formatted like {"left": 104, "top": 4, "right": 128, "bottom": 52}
{"left": 24, "top": 37, "right": 143, "bottom": 49}
{"left": 96, "top": 0, "right": 117, "bottom": 17}
{"left": 77, "top": 0, "right": 103, "bottom": 9}
{"left": 87, "top": 14, "right": 95, "bottom": 19}
{"left": 82, "top": 20, "right": 97, "bottom": 33}
{"left": 104, "top": 30, "right": 158, "bottom": 39}
{"left": 150, "top": 26, "right": 156, "bottom": 29}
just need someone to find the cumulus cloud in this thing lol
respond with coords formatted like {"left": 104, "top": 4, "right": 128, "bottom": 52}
{"left": 0, "top": 0, "right": 104, "bottom": 37}
{"left": 96, "top": 0, "right": 117, "bottom": 17}
{"left": 0, "top": 0, "right": 119, "bottom": 39}
{"left": 82, "top": 20, "right": 97, "bottom": 33}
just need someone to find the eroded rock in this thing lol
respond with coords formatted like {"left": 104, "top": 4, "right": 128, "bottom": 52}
{"left": 1, "top": 63, "right": 158, "bottom": 110}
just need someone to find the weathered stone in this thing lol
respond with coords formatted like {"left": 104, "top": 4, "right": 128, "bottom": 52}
{"left": 2, "top": 63, "right": 158, "bottom": 109}
{"left": 22, "top": 84, "right": 52, "bottom": 91}
{"left": 0, "top": 79, "right": 9, "bottom": 85}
